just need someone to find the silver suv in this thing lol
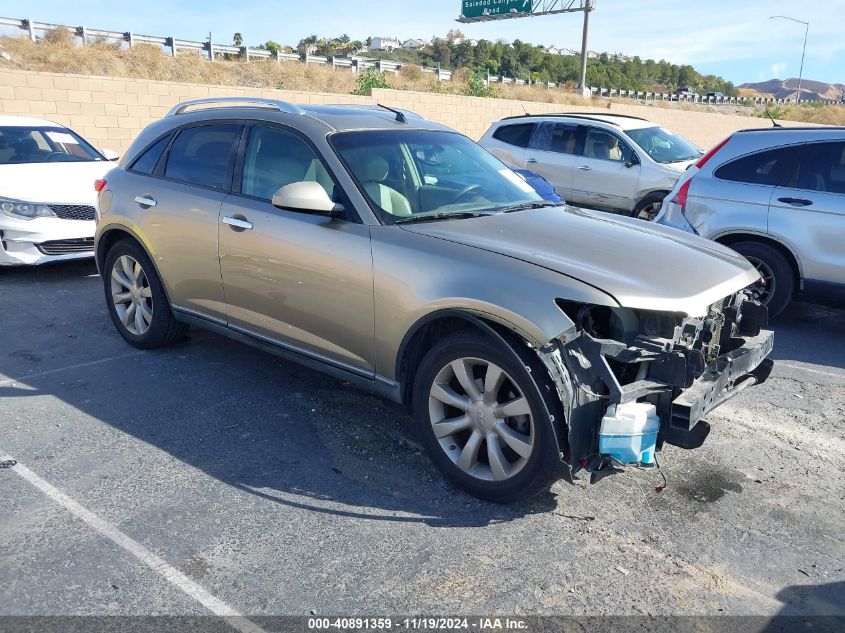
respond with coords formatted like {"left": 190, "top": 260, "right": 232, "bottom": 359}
{"left": 96, "top": 97, "right": 773, "bottom": 502}
{"left": 479, "top": 113, "right": 702, "bottom": 219}
{"left": 656, "top": 126, "right": 845, "bottom": 317}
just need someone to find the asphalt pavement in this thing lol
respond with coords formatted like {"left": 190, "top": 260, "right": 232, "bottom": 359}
{"left": 1, "top": 260, "right": 843, "bottom": 625}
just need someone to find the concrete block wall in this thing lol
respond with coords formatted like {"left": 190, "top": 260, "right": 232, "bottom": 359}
{"left": 2, "top": 69, "right": 794, "bottom": 155}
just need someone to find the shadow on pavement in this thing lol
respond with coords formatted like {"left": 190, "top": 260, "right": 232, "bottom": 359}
{"left": 1, "top": 260, "right": 558, "bottom": 528}
{"left": 769, "top": 301, "right": 845, "bottom": 371}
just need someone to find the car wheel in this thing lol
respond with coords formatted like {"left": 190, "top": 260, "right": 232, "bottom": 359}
{"left": 731, "top": 241, "right": 794, "bottom": 318}
{"left": 103, "top": 239, "right": 188, "bottom": 349}
{"left": 412, "top": 330, "right": 561, "bottom": 503}
{"left": 630, "top": 192, "right": 667, "bottom": 221}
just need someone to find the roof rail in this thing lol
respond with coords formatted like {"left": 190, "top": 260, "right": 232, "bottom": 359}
{"left": 554, "top": 111, "right": 650, "bottom": 122}
{"left": 166, "top": 97, "right": 305, "bottom": 117}
{"left": 500, "top": 112, "right": 650, "bottom": 125}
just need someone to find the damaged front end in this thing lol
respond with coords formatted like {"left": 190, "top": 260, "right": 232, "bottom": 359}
{"left": 537, "top": 291, "right": 774, "bottom": 481}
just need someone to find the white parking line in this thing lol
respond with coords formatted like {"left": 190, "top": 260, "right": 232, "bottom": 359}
{"left": 1, "top": 452, "right": 267, "bottom": 633}
{"left": 0, "top": 352, "right": 145, "bottom": 388}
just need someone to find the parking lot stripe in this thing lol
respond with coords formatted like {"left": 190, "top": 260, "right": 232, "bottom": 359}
{"left": 0, "top": 352, "right": 145, "bottom": 388}
{"left": 1, "top": 453, "right": 267, "bottom": 633}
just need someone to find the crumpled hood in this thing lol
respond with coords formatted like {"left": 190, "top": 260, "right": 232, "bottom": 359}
{"left": 401, "top": 206, "right": 759, "bottom": 316}
{"left": 0, "top": 162, "right": 113, "bottom": 205}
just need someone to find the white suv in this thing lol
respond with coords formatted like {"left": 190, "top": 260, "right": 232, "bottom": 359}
{"left": 479, "top": 113, "right": 702, "bottom": 219}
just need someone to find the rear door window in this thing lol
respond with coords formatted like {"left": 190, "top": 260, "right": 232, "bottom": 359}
{"left": 529, "top": 122, "right": 578, "bottom": 154}
{"left": 714, "top": 146, "right": 800, "bottom": 186}
{"left": 164, "top": 124, "right": 241, "bottom": 189}
{"left": 794, "top": 141, "right": 845, "bottom": 194}
{"left": 492, "top": 123, "right": 535, "bottom": 148}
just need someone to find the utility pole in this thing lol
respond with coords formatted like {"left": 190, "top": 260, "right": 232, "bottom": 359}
{"left": 769, "top": 15, "right": 809, "bottom": 102}
{"left": 578, "top": 0, "right": 593, "bottom": 95}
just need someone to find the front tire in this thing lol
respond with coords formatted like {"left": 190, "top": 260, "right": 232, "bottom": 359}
{"left": 103, "top": 239, "right": 187, "bottom": 349}
{"left": 630, "top": 191, "right": 667, "bottom": 221}
{"left": 412, "top": 330, "right": 562, "bottom": 503}
{"left": 731, "top": 241, "right": 794, "bottom": 318}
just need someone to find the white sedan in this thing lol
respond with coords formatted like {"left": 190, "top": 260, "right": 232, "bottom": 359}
{"left": 0, "top": 116, "right": 118, "bottom": 266}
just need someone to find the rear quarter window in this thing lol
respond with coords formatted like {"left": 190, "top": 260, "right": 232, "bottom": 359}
{"left": 492, "top": 123, "right": 535, "bottom": 148}
{"left": 128, "top": 134, "right": 172, "bottom": 175}
{"left": 714, "top": 145, "right": 800, "bottom": 186}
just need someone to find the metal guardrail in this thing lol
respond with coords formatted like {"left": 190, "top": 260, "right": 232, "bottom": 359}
{"left": 0, "top": 16, "right": 454, "bottom": 81}
{"left": 2, "top": 16, "right": 841, "bottom": 105}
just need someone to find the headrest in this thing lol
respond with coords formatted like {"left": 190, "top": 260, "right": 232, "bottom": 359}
{"left": 359, "top": 156, "right": 389, "bottom": 183}
{"left": 13, "top": 138, "right": 38, "bottom": 154}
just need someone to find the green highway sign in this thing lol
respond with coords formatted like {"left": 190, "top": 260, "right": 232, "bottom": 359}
{"left": 461, "top": 0, "right": 533, "bottom": 20}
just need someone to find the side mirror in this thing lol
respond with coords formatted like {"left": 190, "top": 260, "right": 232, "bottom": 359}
{"left": 624, "top": 153, "right": 640, "bottom": 168}
{"left": 102, "top": 149, "right": 120, "bottom": 161}
{"left": 271, "top": 181, "right": 344, "bottom": 216}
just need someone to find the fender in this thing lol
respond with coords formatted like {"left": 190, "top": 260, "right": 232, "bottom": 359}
{"left": 396, "top": 308, "right": 573, "bottom": 475}
{"left": 96, "top": 221, "right": 177, "bottom": 306}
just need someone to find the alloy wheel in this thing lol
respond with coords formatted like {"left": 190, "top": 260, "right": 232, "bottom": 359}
{"left": 744, "top": 255, "right": 776, "bottom": 306}
{"left": 635, "top": 201, "right": 662, "bottom": 221}
{"left": 110, "top": 255, "right": 153, "bottom": 335}
{"left": 428, "top": 357, "right": 534, "bottom": 482}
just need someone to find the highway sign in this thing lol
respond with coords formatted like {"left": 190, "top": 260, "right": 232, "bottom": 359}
{"left": 461, "top": 0, "right": 532, "bottom": 20}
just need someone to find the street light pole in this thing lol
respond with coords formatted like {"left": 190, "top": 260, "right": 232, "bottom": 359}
{"left": 770, "top": 15, "right": 809, "bottom": 102}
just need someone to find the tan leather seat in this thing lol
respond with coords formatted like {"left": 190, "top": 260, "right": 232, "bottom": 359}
{"left": 359, "top": 156, "right": 412, "bottom": 216}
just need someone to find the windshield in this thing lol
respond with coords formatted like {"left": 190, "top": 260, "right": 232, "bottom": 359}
{"left": 0, "top": 126, "right": 104, "bottom": 164}
{"left": 331, "top": 130, "right": 542, "bottom": 223}
{"left": 626, "top": 126, "right": 701, "bottom": 164}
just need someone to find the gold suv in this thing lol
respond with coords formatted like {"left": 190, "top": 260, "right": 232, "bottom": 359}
{"left": 95, "top": 98, "right": 774, "bottom": 502}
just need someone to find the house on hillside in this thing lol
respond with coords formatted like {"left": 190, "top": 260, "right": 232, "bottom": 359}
{"left": 369, "top": 37, "right": 400, "bottom": 51}
{"left": 402, "top": 38, "right": 428, "bottom": 50}
{"left": 545, "top": 45, "right": 561, "bottom": 55}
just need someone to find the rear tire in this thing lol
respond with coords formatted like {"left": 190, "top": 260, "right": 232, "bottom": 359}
{"left": 731, "top": 240, "right": 794, "bottom": 318}
{"left": 412, "top": 330, "right": 561, "bottom": 503}
{"left": 103, "top": 239, "right": 187, "bottom": 349}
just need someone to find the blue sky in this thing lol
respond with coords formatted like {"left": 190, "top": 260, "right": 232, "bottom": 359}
{"left": 2, "top": 1, "right": 842, "bottom": 85}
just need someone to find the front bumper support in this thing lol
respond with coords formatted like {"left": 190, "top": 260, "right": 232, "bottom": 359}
{"left": 559, "top": 327, "right": 774, "bottom": 461}
{"left": 671, "top": 330, "right": 774, "bottom": 430}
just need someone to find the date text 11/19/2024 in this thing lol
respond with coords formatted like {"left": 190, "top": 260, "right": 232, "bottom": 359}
{"left": 307, "top": 617, "right": 528, "bottom": 630}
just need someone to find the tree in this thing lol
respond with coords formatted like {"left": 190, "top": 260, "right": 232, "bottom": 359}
{"left": 261, "top": 40, "right": 282, "bottom": 52}
{"left": 430, "top": 37, "right": 452, "bottom": 67}
{"left": 297, "top": 34, "right": 318, "bottom": 54}
{"left": 232, "top": 32, "right": 243, "bottom": 47}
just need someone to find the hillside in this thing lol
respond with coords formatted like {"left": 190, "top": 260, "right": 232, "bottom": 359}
{"left": 312, "top": 33, "right": 738, "bottom": 95}
{"left": 740, "top": 78, "right": 845, "bottom": 102}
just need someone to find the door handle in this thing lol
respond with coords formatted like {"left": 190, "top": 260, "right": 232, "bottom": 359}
{"left": 577, "top": 165, "right": 592, "bottom": 171}
{"left": 133, "top": 195, "right": 157, "bottom": 207}
{"left": 222, "top": 215, "right": 253, "bottom": 231}
{"left": 777, "top": 197, "right": 812, "bottom": 206}
{"left": 526, "top": 158, "right": 539, "bottom": 164}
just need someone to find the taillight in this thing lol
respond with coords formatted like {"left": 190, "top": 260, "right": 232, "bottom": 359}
{"left": 94, "top": 179, "right": 107, "bottom": 192}
{"left": 695, "top": 135, "right": 732, "bottom": 169}
{"left": 672, "top": 178, "right": 692, "bottom": 209}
